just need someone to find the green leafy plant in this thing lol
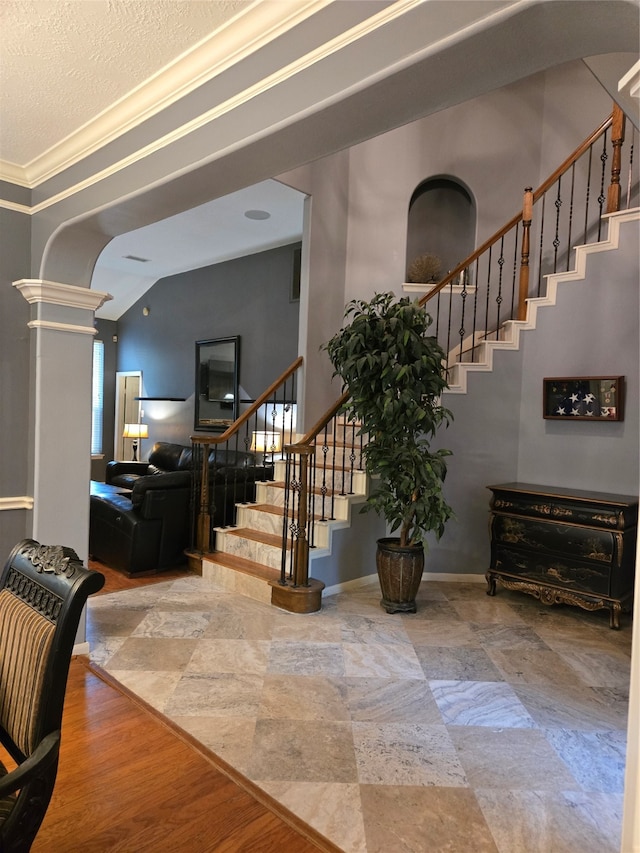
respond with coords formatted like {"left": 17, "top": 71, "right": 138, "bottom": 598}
{"left": 323, "top": 292, "right": 453, "bottom": 547}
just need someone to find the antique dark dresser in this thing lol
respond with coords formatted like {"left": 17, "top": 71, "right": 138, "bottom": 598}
{"left": 487, "top": 482, "right": 638, "bottom": 628}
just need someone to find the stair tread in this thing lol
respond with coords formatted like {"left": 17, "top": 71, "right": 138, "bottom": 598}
{"left": 205, "top": 551, "right": 280, "bottom": 581}
{"left": 248, "top": 503, "right": 285, "bottom": 516}
{"left": 227, "top": 527, "right": 288, "bottom": 548}
{"left": 246, "top": 503, "right": 328, "bottom": 523}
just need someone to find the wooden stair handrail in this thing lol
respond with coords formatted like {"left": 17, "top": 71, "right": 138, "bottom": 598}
{"left": 293, "top": 390, "right": 350, "bottom": 449}
{"left": 191, "top": 356, "right": 303, "bottom": 445}
{"left": 419, "top": 112, "right": 615, "bottom": 307}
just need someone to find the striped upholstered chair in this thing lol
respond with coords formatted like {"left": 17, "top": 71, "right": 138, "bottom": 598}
{"left": 0, "top": 539, "right": 104, "bottom": 852}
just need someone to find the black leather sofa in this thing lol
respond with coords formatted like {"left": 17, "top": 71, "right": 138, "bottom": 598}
{"left": 89, "top": 471, "right": 191, "bottom": 576}
{"left": 90, "top": 442, "right": 268, "bottom": 575}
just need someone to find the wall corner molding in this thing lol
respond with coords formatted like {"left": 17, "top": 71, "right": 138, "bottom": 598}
{"left": 0, "top": 496, "right": 34, "bottom": 511}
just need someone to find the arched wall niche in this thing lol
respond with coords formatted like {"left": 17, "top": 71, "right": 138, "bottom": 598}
{"left": 406, "top": 176, "right": 476, "bottom": 282}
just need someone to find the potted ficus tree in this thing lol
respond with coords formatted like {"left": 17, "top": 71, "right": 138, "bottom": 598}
{"left": 323, "top": 292, "right": 454, "bottom": 613}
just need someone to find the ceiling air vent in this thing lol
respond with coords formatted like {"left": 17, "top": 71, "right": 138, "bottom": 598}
{"left": 123, "top": 254, "right": 151, "bottom": 262}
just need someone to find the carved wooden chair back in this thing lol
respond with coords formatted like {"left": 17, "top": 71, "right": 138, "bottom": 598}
{"left": 0, "top": 539, "right": 104, "bottom": 851}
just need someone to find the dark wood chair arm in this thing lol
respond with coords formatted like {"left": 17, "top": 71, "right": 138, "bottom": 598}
{"left": 0, "top": 731, "right": 60, "bottom": 799}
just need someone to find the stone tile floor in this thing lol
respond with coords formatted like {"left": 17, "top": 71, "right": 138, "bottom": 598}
{"left": 87, "top": 576, "right": 632, "bottom": 853}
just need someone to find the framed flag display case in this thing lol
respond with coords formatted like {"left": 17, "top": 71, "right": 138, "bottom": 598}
{"left": 543, "top": 376, "right": 624, "bottom": 421}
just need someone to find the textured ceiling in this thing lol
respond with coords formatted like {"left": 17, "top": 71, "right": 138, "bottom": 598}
{"left": 0, "top": 0, "right": 252, "bottom": 166}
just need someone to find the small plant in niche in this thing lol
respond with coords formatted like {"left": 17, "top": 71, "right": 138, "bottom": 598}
{"left": 407, "top": 253, "right": 442, "bottom": 284}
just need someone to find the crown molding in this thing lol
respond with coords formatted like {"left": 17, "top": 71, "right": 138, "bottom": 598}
{"left": 13, "top": 279, "right": 112, "bottom": 311}
{"left": 0, "top": 160, "right": 30, "bottom": 187}
{"left": 0, "top": 0, "right": 334, "bottom": 189}
{"left": 0, "top": 0, "right": 424, "bottom": 194}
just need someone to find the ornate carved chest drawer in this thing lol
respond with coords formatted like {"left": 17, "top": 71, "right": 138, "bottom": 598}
{"left": 487, "top": 482, "right": 638, "bottom": 628}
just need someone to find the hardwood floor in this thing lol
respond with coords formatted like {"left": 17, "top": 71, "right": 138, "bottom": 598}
{"left": 33, "top": 657, "right": 338, "bottom": 851}
{"left": 88, "top": 557, "right": 196, "bottom": 594}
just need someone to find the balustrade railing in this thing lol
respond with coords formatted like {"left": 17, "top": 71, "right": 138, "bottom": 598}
{"left": 421, "top": 105, "right": 637, "bottom": 368}
{"left": 189, "top": 357, "right": 302, "bottom": 555}
{"left": 280, "top": 394, "right": 364, "bottom": 588}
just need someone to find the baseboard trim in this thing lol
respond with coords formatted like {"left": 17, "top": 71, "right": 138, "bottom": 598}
{"left": 323, "top": 571, "right": 485, "bottom": 596}
{"left": 323, "top": 574, "right": 378, "bottom": 597}
{"left": 423, "top": 572, "right": 486, "bottom": 583}
{"left": 72, "top": 642, "right": 90, "bottom": 657}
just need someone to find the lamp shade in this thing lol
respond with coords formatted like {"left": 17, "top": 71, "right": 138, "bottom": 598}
{"left": 123, "top": 423, "right": 149, "bottom": 439}
{"left": 250, "top": 430, "right": 282, "bottom": 454}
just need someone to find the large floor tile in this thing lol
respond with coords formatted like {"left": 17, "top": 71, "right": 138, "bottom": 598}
{"left": 475, "top": 788, "right": 623, "bottom": 853}
{"left": 448, "top": 725, "right": 579, "bottom": 790}
{"left": 360, "top": 785, "right": 499, "bottom": 853}
{"left": 247, "top": 719, "right": 358, "bottom": 783}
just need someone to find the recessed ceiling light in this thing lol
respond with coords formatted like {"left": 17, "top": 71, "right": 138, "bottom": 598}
{"left": 244, "top": 209, "right": 271, "bottom": 220}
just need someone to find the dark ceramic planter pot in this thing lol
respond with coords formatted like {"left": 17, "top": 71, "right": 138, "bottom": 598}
{"left": 376, "top": 537, "right": 425, "bottom": 614}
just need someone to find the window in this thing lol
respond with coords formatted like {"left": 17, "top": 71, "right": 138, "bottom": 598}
{"left": 91, "top": 339, "right": 104, "bottom": 455}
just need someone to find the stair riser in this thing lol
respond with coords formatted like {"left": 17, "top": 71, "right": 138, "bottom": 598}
{"left": 275, "top": 452, "right": 366, "bottom": 480}
{"left": 257, "top": 482, "right": 351, "bottom": 520}
{"left": 216, "top": 530, "right": 284, "bottom": 571}
{"left": 236, "top": 505, "right": 283, "bottom": 536}
{"left": 309, "top": 466, "right": 367, "bottom": 493}
{"left": 201, "top": 560, "right": 272, "bottom": 605}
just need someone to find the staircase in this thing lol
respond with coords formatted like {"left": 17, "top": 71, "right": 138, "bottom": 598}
{"left": 192, "top": 105, "right": 637, "bottom": 612}
{"left": 200, "top": 420, "right": 370, "bottom": 606}
{"left": 439, "top": 208, "right": 640, "bottom": 394}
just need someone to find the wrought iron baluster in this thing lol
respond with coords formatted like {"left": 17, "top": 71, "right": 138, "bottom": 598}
{"left": 597, "top": 128, "right": 609, "bottom": 240}
{"left": 308, "top": 445, "right": 317, "bottom": 549}
{"left": 566, "top": 162, "right": 576, "bottom": 271}
{"left": 511, "top": 222, "right": 520, "bottom": 310}
{"left": 495, "top": 237, "right": 505, "bottom": 339}
{"left": 339, "top": 416, "right": 348, "bottom": 497}
{"left": 347, "top": 417, "right": 356, "bottom": 494}
{"left": 625, "top": 132, "right": 635, "bottom": 210}
{"left": 445, "top": 280, "right": 453, "bottom": 370}
{"left": 319, "top": 424, "right": 329, "bottom": 522}
{"left": 583, "top": 144, "right": 594, "bottom": 245}
{"left": 458, "top": 268, "right": 467, "bottom": 362}
{"left": 552, "top": 175, "right": 562, "bottom": 274}
{"left": 483, "top": 245, "right": 492, "bottom": 344}
{"left": 537, "top": 192, "right": 546, "bottom": 295}
{"left": 330, "top": 415, "right": 338, "bottom": 520}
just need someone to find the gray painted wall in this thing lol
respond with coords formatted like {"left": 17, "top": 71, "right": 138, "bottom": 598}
{"left": 278, "top": 60, "right": 637, "bottom": 580}
{"left": 0, "top": 206, "right": 31, "bottom": 553}
{"left": 114, "top": 243, "right": 300, "bottom": 454}
{"left": 426, "top": 213, "right": 639, "bottom": 577}
{"left": 517, "top": 216, "right": 639, "bottom": 491}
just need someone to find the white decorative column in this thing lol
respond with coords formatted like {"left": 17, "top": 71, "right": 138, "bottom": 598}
{"left": 13, "top": 279, "right": 111, "bottom": 558}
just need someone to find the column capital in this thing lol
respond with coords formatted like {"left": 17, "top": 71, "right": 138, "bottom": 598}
{"left": 13, "top": 279, "right": 112, "bottom": 312}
